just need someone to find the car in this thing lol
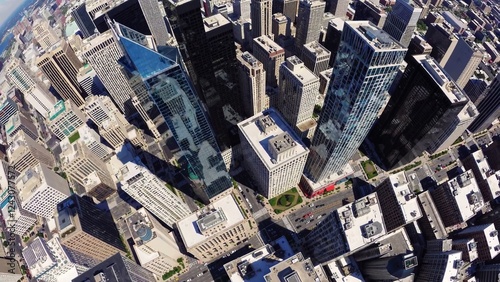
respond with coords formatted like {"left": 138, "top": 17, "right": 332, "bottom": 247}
{"left": 309, "top": 203, "right": 315, "bottom": 207}
{"left": 186, "top": 279, "right": 192, "bottom": 282}
{"left": 238, "top": 185, "right": 243, "bottom": 192}
{"left": 296, "top": 225, "right": 302, "bottom": 229}
{"left": 231, "top": 250, "right": 236, "bottom": 254}
{"left": 322, "top": 213, "right": 326, "bottom": 217}
{"left": 197, "top": 273, "right": 203, "bottom": 277}
{"left": 306, "top": 220, "right": 310, "bottom": 224}
{"left": 317, "top": 215, "right": 322, "bottom": 219}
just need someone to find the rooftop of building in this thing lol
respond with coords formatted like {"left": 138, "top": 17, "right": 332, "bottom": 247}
{"left": 264, "top": 252, "right": 327, "bottom": 282}
{"left": 303, "top": 41, "right": 331, "bottom": 57}
{"left": 382, "top": 172, "right": 423, "bottom": 223}
{"left": 239, "top": 51, "right": 262, "bottom": 68}
{"left": 458, "top": 224, "right": 500, "bottom": 259}
{"left": 337, "top": 193, "right": 387, "bottom": 252}
{"left": 320, "top": 68, "right": 333, "bottom": 80}
{"left": 468, "top": 149, "right": 494, "bottom": 180}
{"left": 253, "top": 36, "right": 284, "bottom": 56}
{"left": 284, "top": 56, "right": 319, "bottom": 84}
{"left": 417, "top": 191, "right": 448, "bottom": 239}
{"left": 441, "top": 170, "right": 484, "bottom": 222}
{"left": 5, "top": 111, "right": 23, "bottom": 135}
{"left": 224, "top": 236, "right": 294, "bottom": 282}
{"left": 177, "top": 193, "right": 245, "bottom": 248}
{"left": 413, "top": 55, "right": 469, "bottom": 104}
{"left": 77, "top": 63, "right": 94, "bottom": 77}
{"left": 237, "top": 108, "right": 309, "bottom": 170}
{"left": 7, "top": 131, "right": 37, "bottom": 159}
{"left": 203, "top": 13, "right": 231, "bottom": 32}
{"left": 47, "top": 100, "right": 69, "bottom": 121}
{"left": 272, "top": 13, "right": 287, "bottom": 22}
{"left": 17, "top": 163, "right": 69, "bottom": 203}
{"left": 325, "top": 257, "right": 365, "bottom": 282}
{"left": 0, "top": 257, "right": 21, "bottom": 275}
{"left": 348, "top": 21, "right": 405, "bottom": 50}
{"left": 423, "top": 250, "right": 462, "bottom": 281}
{"left": 23, "top": 237, "right": 55, "bottom": 277}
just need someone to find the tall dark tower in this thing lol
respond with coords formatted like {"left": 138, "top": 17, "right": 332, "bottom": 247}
{"left": 367, "top": 55, "right": 473, "bottom": 170}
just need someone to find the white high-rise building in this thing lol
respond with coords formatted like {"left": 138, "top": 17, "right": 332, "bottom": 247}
{"left": 277, "top": 56, "right": 319, "bottom": 131}
{"left": 253, "top": 36, "right": 285, "bottom": 88}
{"left": 0, "top": 196, "right": 36, "bottom": 236}
{"left": 251, "top": 0, "right": 272, "bottom": 38}
{"left": 295, "top": 0, "right": 326, "bottom": 55}
{"left": 238, "top": 109, "right": 309, "bottom": 198}
{"left": 32, "top": 19, "right": 59, "bottom": 51}
{"left": 462, "top": 150, "right": 500, "bottom": 202}
{"left": 138, "top": 0, "right": 172, "bottom": 46}
{"left": 117, "top": 161, "right": 191, "bottom": 228}
{"left": 7, "top": 131, "right": 55, "bottom": 174}
{"left": 304, "top": 21, "right": 407, "bottom": 182}
{"left": 77, "top": 64, "right": 106, "bottom": 96}
{"left": 72, "top": 126, "right": 114, "bottom": 160}
{"left": 46, "top": 100, "right": 87, "bottom": 140}
{"left": 23, "top": 237, "right": 91, "bottom": 282}
{"left": 382, "top": 0, "right": 422, "bottom": 47}
{"left": 17, "top": 163, "right": 71, "bottom": 218}
{"left": 237, "top": 51, "right": 268, "bottom": 116}
{"left": 125, "top": 208, "right": 184, "bottom": 278}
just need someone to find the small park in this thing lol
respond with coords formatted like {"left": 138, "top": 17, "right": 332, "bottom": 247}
{"left": 268, "top": 188, "right": 303, "bottom": 214}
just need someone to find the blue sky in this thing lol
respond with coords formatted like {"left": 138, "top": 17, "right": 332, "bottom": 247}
{"left": 0, "top": 0, "right": 25, "bottom": 27}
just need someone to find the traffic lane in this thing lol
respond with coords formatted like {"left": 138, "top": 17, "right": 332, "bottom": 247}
{"left": 237, "top": 182, "right": 262, "bottom": 214}
{"left": 289, "top": 189, "right": 355, "bottom": 222}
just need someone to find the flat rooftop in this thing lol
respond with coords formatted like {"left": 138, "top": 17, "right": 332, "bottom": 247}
{"left": 441, "top": 170, "right": 483, "bottom": 223}
{"left": 325, "top": 257, "right": 365, "bottom": 282}
{"left": 338, "top": 193, "right": 387, "bottom": 251}
{"left": 458, "top": 224, "right": 500, "bottom": 259}
{"left": 348, "top": 21, "right": 405, "bottom": 50}
{"left": 238, "top": 109, "right": 308, "bottom": 170}
{"left": 303, "top": 41, "right": 331, "bottom": 58}
{"left": 385, "top": 172, "right": 423, "bottom": 224}
{"left": 203, "top": 13, "right": 230, "bottom": 32}
{"left": 253, "top": 36, "right": 284, "bottom": 56}
{"left": 264, "top": 252, "right": 327, "bottom": 282}
{"left": 284, "top": 56, "right": 319, "bottom": 84}
{"left": 177, "top": 194, "right": 245, "bottom": 248}
{"left": 417, "top": 191, "right": 448, "bottom": 239}
{"left": 413, "top": 55, "right": 468, "bottom": 104}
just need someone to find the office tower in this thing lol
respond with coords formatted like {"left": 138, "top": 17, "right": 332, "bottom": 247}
{"left": 468, "top": 74, "right": 500, "bottom": 133}
{"left": 454, "top": 224, "right": 500, "bottom": 262}
{"left": 431, "top": 170, "right": 484, "bottom": 229}
{"left": 277, "top": 56, "right": 319, "bottom": 135}
{"left": 451, "top": 238, "right": 478, "bottom": 262}
{"left": 359, "top": 253, "right": 418, "bottom": 281}
{"left": 177, "top": 194, "right": 256, "bottom": 262}
{"left": 72, "top": 3, "right": 97, "bottom": 38}
{"left": 251, "top": 0, "right": 273, "bottom": 38}
{"left": 119, "top": 30, "right": 233, "bottom": 202}
{"left": 72, "top": 253, "right": 155, "bottom": 282}
{"left": 425, "top": 22, "right": 458, "bottom": 66}
{"left": 82, "top": 31, "right": 135, "bottom": 115}
{"left": 294, "top": 0, "right": 326, "bottom": 55}
{"left": 443, "top": 39, "right": 482, "bottom": 89}
{"left": 407, "top": 34, "right": 432, "bottom": 56}
{"left": 93, "top": 0, "right": 150, "bottom": 35}
{"left": 305, "top": 21, "right": 406, "bottom": 183}
{"left": 5, "top": 58, "right": 57, "bottom": 116}
{"left": 237, "top": 51, "right": 268, "bottom": 116}
{"left": 417, "top": 250, "right": 463, "bottom": 281}
{"left": 23, "top": 237, "right": 92, "bottom": 282}
{"left": 283, "top": 0, "right": 299, "bottom": 22}
{"left": 32, "top": 19, "right": 59, "bottom": 51}
{"left": 0, "top": 194, "right": 36, "bottom": 236}
{"left": 326, "top": 0, "right": 349, "bottom": 18}
{"left": 323, "top": 18, "right": 344, "bottom": 67}
{"left": 367, "top": 55, "right": 474, "bottom": 169}
{"left": 476, "top": 265, "right": 500, "bottom": 281}
{"left": 55, "top": 195, "right": 126, "bottom": 262}
{"left": 46, "top": 100, "right": 86, "bottom": 140}
{"left": 382, "top": 0, "right": 422, "bottom": 48}
{"left": 60, "top": 141, "right": 115, "bottom": 196}
{"left": 238, "top": 109, "right": 309, "bottom": 198}
{"left": 253, "top": 36, "right": 285, "bottom": 88}
{"left": 125, "top": 208, "right": 184, "bottom": 277}
{"left": 117, "top": 162, "right": 191, "bottom": 228}
{"left": 137, "top": 0, "right": 171, "bottom": 46}
{"left": 4, "top": 112, "right": 38, "bottom": 144}
{"left": 17, "top": 163, "right": 71, "bottom": 218}
{"left": 272, "top": 13, "right": 289, "bottom": 41}
{"left": 301, "top": 41, "right": 331, "bottom": 76}
{"left": 7, "top": 131, "right": 55, "bottom": 174}
{"left": 0, "top": 98, "right": 19, "bottom": 128}
{"left": 441, "top": 11, "right": 466, "bottom": 34}
{"left": 36, "top": 41, "right": 86, "bottom": 107}
{"left": 462, "top": 150, "right": 500, "bottom": 203}
{"left": 305, "top": 194, "right": 387, "bottom": 264}
{"left": 375, "top": 172, "right": 422, "bottom": 232}
{"left": 84, "top": 96, "right": 131, "bottom": 149}
{"left": 263, "top": 253, "right": 325, "bottom": 281}
{"left": 318, "top": 68, "right": 332, "bottom": 97}
{"left": 77, "top": 64, "right": 106, "bottom": 96}
{"left": 417, "top": 191, "right": 448, "bottom": 240}
{"left": 353, "top": 0, "right": 387, "bottom": 28}
{"left": 464, "top": 77, "right": 489, "bottom": 104}
{"left": 0, "top": 258, "right": 22, "bottom": 282}
{"left": 234, "top": 0, "right": 251, "bottom": 19}
{"left": 69, "top": 126, "right": 114, "bottom": 160}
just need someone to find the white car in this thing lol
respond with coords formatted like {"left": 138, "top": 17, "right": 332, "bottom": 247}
{"left": 197, "top": 273, "right": 203, "bottom": 277}
{"left": 309, "top": 203, "right": 314, "bottom": 207}
{"left": 317, "top": 215, "right": 322, "bottom": 219}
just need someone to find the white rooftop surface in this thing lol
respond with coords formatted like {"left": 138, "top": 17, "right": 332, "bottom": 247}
{"left": 435, "top": 251, "right": 462, "bottom": 282}
{"left": 486, "top": 171, "right": 500, "bottom": 199}
{"left": 326, "top": 257, "right": 365, "bottom": 282}
{"left": 177, "top": 194, "right": 245, "bottom": 249}
{"left": 458, "top": 224, "right": 500, "bottom": 259}
{"left": 284, "top": 56, "right": 319, "bottom": 84}
{"left": 303, "top": 41, "right": 331, "bottom": 57}
{"left": 338, "top": 193, "right": 387, "bottom": 251}
{"left": 238, "top": 109, "right": 308, "bottom": 170}
{"left": 302, "top": 164, "right": 354, "bottom": 191}
{"left": 225, "top": 236, "right": 294, "bottom": 282}
{"left": 386, "top": 172, "right": 423, "bottom": 223}
{"left": 253, "top": 36, "right": 284, "bottom": 55}
{"left": 106, "top": 144, "right": 137, "bottom": 181}
{"left": 414, "top": 55, "right": 468, "bottom": 104}
{"left": 203, "top": 14, "right": 230, "bottom": 32}
{"left": 348, "top": 21, "right": 406, "bottom": 50}
{"left": 443, "top": 170, "right": 483, "bottom": 223}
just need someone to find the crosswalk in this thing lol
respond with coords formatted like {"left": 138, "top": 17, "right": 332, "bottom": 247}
{"left": 252, "top": 208, "right": 268, "bottom": 219}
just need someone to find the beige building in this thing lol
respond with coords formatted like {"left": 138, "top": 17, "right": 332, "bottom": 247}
{"left": 126, "top": 208, "right": 184, "bottom": 278}
{"left": 32, "top": 19, "right": 59, "bottom": 51}
{"left": 0, "top": 258, "right": 22, "bottom": 282}
{"left": 47, "top": 100, "right": 86, "bottom": 140}
{"left": 36, "top": 40, "right": 85, "bottom": 107}
{"left": 253, "top": 35, "right": 285, "bottom": 88}
{"left": 264, "top": 252, "right": 328, "bottom": 281}
{"left": 7, "top": 131, "right": 55, "bottom": 174}
{"left": 272, "top": 13, "right": 289, "bottom": 41}
{"left": 177, "top": 193, "right": 256, "bottom": 262}
{"left": 55, "top": 194, "right": 127, "bottom": 263}
{"left": 237, "top": 51, "right": 268, "bottom": 116}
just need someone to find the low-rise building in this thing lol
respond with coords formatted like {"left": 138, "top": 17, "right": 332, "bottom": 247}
{"left": 177, "top": 193, "right": 257, "bottom": 262}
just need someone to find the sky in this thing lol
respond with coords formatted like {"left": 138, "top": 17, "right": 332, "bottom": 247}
{"left": 0, "top": 0, "right": 25, "bottom": 28}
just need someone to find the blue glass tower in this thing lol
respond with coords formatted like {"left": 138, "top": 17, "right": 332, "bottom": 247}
{"left": 118, "top": 31, "right": 232, "bottom": 201}
{"left": 304, "top": 21, "right": 407, "bottom": 183}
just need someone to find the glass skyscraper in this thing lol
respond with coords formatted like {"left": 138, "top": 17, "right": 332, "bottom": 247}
{"left": 118, "top": 31, "right": 232, "bottom": 202}
{"left": 304, "top": 21, "right": 407, "bottom": 183}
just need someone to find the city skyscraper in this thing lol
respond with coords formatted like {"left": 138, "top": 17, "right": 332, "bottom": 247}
{"left": 137, "top": 0, "right": 172, "bottom": 46}
{"left": 304, "top": 21, "right": 406, "bottom": 183}
{"left": 468, "top": 74, "right": 499, "bottom": 133}
{"left": 294, "top": 0, "right": 326, "bottom": 55}
{"left": 36, "top": 40, "right": 86, "bottom": 107}
{"left": 382, "top": 0, "right": 422, "bottom": 47}
{"left": 251, "top": 0, "right": 273, "bottom": 38}
{"left": 72, "top": 3, "right": 97, "bottom": 38}
{"left": 443, "top": 39, "right": 482, "bottom": 89}
{"left": 253, "top": 35, "right": 285, "bottom": 88}
{"left": 326, "top": 0, "right": 349, "bottom": 18}
{"left": 301, "top": 41, "right": 331, "bottom": 77}
{"left": 32, "top": 19, "right": 59, "bottom": 51}
{"left": 118, "top": 31, "right": 233, "bottom": 202}
{"left": 367, "top": 55, "right": 475, "bottom": 169}
{"left": 353, "top": 0, "right": 387, "bottom": 28}
{"left": 237, "top": 51, "right": 268, "bottom": 116}
{"left": 425, "top": 22, "right": 458, "bottom": 66}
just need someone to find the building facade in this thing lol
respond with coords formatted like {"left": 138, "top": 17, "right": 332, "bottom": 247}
{"left": 468, "top": 74, "right": 500, "bottom": 133}
{"left": 251, "top": 0, "right": 273, "bottom": 38}
{"left": 253, "top": 35, "right": 285, "bottom": 88}
{"left": 7, "top": 131, "right": 55, "bottom": 174}
{"left": 47, "top": 100, "right": 86, "bottom": 140}
{"left": 237, "top": 51, "right": 268, "bottom": 116}
{"left": 382, "top": 0, "right": 422, "bottom": 47}
{"left": 294, "top": 0, "right": 326, "bottom": 55}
